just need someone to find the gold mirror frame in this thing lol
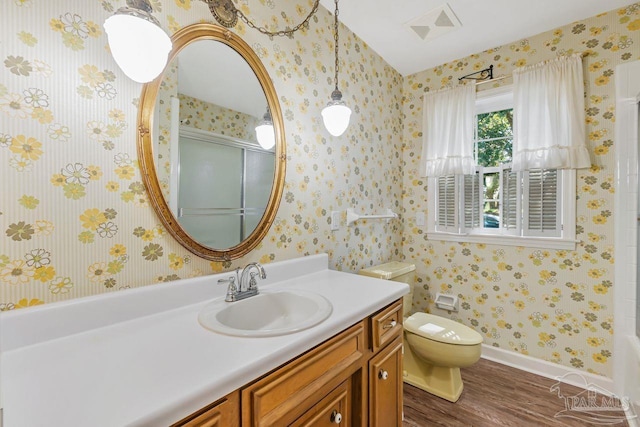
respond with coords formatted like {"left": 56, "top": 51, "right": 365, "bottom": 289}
{"left": 137, "top": 23, "right": 286, "bottom": 261}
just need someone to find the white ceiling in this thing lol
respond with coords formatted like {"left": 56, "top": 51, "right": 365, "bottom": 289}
{"left": 318, "top": 0, "right": 635, "bottom": 76}
{"left": 178, "top": 40, "right": 266, "bottom": 118}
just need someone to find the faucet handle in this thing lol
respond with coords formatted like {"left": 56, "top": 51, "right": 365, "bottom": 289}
{"left": 217, "top": 276, "right": 236, "bottom": 286}
{"left": 218, "top": 276, "right": 237, "bottom": 301}
{"left": 248, "top": 272, "right": 258, "bottom": 290}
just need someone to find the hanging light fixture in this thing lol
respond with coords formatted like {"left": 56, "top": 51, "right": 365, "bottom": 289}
{"left": 321, "top": 0, "right": 351, "bottom": 137}
{"left": 206, "top": 0, "right": 351, "bottom": 136}
{"left": 104, "top": 0, "right": 172, "bottom": 83}
{"left": 206, "top": 0, "right": 320, "bottom": 36}
{"left": 255, "top": 107, "right": 275, "bottom": 150}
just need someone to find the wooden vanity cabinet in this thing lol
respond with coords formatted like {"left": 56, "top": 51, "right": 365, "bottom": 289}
{"left": 289, "top": 378, "right": 352, "bottom": 426}
{"left": 171, "top": 391, "right": 240, "bottom": 427}
{"left": 368, "top": 337, "right": 403, "bottom": 427}
{"left": 370, "top": 298, "right": 403, "bottom": 352}
{"left": 241, "top": 321, "right": 366, "bottom": 426}
{"left": 368, "top": 300, "right": 404, "bottom": 427}
{"left": 174, "top": 299, "right": 403, "bottom": 427}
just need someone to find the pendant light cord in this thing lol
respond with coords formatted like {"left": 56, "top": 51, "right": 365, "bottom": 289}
{"left": 321, "top": 0, "right": 351, "bottom": 136}
{"left": 238, "top": 0, "right": 320, "bottom": 38}
{"left": 332, "top": 0, "right": 340, "bottom": 92}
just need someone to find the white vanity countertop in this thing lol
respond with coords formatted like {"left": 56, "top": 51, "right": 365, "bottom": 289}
{"left": 0, "top": 254, "right": 408, "bottom": 427}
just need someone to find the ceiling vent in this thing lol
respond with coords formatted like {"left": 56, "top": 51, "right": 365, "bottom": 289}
{"left": 404, "top": 3, "right": 462, "bottom": 42}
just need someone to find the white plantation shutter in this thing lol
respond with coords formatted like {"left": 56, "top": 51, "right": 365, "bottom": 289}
{"left": 523, "top": 169, "right": 561, "bottom": 236}
{"left": 437, "top": 175, "right": 457, "bottom": 232}
{"left": 501, "top": 166, "right": 519, "bottom": 231}
{"left": 463, "top": 172, "right": 481, "bottom": 229}
{"left": 427, "top": 84, "right": 576, "bottom": 249}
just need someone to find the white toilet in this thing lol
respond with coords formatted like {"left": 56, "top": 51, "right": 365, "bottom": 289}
{"left": 360, "top": 262, "right": 483, "bottom": 402}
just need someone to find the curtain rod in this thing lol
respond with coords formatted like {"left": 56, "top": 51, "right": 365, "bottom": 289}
{"left": 460, "top": 52, "right": 584, "bottom": 86}
{"left": 458, "top": 64, "right": 493, "bottom": 82}
{"left": 474, "top": 74, "right": 510, "bottom": 86}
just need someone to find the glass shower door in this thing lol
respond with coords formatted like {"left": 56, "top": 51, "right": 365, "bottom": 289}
{"left": 637, "top": 102, "right": 640, "bottom": 338}
{"left": 178, "top": 136, "right": 243, "bottom": 248}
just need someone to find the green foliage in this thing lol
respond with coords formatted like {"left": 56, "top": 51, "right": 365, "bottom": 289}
{"left": 476, "top": 109, "right": 513, "bottom": 167}
{"left": 476, "top": 109, "right": 513, "bottom": 214}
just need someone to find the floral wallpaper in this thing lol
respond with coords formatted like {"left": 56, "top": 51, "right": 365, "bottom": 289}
{"left": 402, "top": 3, "right": 639, "bottom": 377}
{"left": 178, "top": 93, "right": 260, "bottom": 142}
{"left": 156, "top": 59, "right": 178, "bottom": 200}
{"left": 1, "top": 0, "right": 637, "bottom": 380}
{"left": 0, "top": 1, "right": 403, "bottom": 307}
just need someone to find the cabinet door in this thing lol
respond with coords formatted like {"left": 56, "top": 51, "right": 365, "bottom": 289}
{"left": 242, "top": 322, "right": 365, "bottom": 426}
{"left": 370, "top": 300, "right": 403, "bottom": 352}
{"left": 290, "top": 380, "right": 351, "bottom": 427}
{"left": 172, "top": 391, "right": 240, "bottom": 427}
{"left": 369, "top": 337, "right": 403, "bottom": 427}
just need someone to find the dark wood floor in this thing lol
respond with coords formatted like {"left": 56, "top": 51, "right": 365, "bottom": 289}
{"left": 403, "top": 358, "right": 630, "bottom": 427}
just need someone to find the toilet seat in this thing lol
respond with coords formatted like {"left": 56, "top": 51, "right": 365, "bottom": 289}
{"left": 404, "top": 312, "right": 482, "bottom": 346}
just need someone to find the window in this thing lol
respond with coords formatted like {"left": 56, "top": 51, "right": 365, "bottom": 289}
{"left": 427, "top": 86, "right": 576, "bottom": 250}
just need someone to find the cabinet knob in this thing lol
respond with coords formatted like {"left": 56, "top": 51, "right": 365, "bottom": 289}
{"left": 383, "top": 319, "right": 397, "bottom": 329}
{"left": 379, "top": 369, "right": 389, "bottom": 380}
{"left": 330, "top": 410, "right": 342, "bottom": 424}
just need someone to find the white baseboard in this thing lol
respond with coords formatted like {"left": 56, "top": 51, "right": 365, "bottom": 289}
{"left": 480, "top": 344, "right": 614, "bottom": 391}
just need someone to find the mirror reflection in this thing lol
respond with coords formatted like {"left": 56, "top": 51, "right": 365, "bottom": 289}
{"left": 153, "top": 40, "right": 276, "bottom": 249}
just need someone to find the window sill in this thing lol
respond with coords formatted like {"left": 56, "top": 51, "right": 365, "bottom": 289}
{"left": 426, "top": 231, "right": 577, "bottom": 250}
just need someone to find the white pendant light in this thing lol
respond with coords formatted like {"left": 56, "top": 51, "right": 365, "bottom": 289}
{"left": 104, "top": 0, "right": 172, "bottom": 84}
{"left": 255, "top": 107, "right": 275, "bottom": 150}
{"left": 322, "top": 0, "right": 351, "bottom": 137}
{"left": 322, "top": 90, "right": 351, "bottom": 137}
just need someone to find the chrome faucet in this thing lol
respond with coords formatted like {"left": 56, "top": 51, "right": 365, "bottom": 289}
{"left": 218, "top": 276, "right": 237, "bottom": 302}
{"left": 238, "top": 262, "right": 266, "bottom": 292}
{"left": 219, "top": 262, "right": 266, "bottom": 302}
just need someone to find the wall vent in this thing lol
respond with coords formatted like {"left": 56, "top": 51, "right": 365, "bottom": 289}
{"left": 404, "top": 3, "right": 462, "bottom": 42}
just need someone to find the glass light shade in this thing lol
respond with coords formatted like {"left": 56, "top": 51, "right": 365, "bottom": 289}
{"left": 321, "top": 102, "right": 351, "bottom": 137}
{"left": 255, "top": 122, "right": 275, "bottom": 150}
{"left": 104, "top": 14, "right": 172, "bottom": 83}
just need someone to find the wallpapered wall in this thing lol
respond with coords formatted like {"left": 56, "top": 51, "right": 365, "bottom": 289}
{"left": 1, "top": 0, "right": 638, "bottom": 379}
{"left": 178, "top": 94, "right": 260, "bottom": 142}
{"left": 0, "top": 1, "right": 403, "bottom": 306}
{"left": 402, "top": 3, "right": 639, "bottom": 377}
{"left": 155, "top": 59, "right": 177, "bottom": 199}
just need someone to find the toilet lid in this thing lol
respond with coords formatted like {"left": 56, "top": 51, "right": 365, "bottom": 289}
{"left": 404, "top": 312, "right": 483, "bottom": 345}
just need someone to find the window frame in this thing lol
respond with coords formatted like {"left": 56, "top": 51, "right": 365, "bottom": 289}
{"left": 426, "top": 85, "right": 577, "bottom": 250}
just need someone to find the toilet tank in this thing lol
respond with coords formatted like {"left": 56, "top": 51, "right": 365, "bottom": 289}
{"left": 359, "top": 261, "right": 416, "bottom": 317}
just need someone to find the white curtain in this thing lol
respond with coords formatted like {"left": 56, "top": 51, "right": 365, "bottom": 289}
{"left": 512, "top": 53, "right": 590, "bottom": 171}
{"left": 420, "top": 84, "right": 476, "bottom": 177}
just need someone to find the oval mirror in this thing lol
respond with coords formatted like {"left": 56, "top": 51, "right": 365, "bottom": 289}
{"left": 138, "top": 23, "right": 286, "bottom": 261}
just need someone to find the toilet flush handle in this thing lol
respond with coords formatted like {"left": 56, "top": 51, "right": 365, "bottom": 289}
{"left": 383, "top": 319, "right": 397, "bottom": 329}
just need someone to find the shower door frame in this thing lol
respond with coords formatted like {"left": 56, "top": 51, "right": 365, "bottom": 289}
{"left": 613, "top": 59, "right": 640, "bottom": 422}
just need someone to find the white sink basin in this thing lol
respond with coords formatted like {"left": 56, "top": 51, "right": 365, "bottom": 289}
{"left": 198, "top": 289, "right": 333, "bottom": 337}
